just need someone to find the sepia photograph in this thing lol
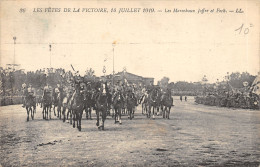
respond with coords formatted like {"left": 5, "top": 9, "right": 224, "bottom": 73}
{"left": 0, "top": 0, "right": 259, "bottom": 166}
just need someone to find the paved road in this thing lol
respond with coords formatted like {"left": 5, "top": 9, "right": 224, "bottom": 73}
{"left": 0, "top": 99, "right": 259, "bottom": 166}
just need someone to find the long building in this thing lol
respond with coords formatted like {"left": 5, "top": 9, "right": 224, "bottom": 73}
{"left": 104, "top": 71, "right": 154, "bottom": 86}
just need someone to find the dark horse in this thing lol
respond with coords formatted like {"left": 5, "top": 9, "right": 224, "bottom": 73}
{"left": 53, "top": 90, "right": 63, "bottom": 119}
{"left": 42, "top": 94, "right": 52, "bottom": 120}
{"left": 113, "top": 92, "right": 124, "bottom": 124}
{"left": 25, "top": 95, "right": 36, "bottom": 121}
{"left": 161, "top": 93, "right": 173, "bottom": 119}
{"left": 84, "top": 90, "right": 95, "bottom": 120}
{"left": 71, "top": 87, "right": 85, "bottom": 131}
{"left": 147, "top": 88, "right": 161, "bottom": 119}
{"left": 95, "top": 83, "right": 109, "bottom": 130}
{"left": 126, "top": 92, "right": 137, "bottom": 120}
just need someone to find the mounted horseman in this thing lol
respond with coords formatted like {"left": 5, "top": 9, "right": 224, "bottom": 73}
{"left": 23, "top": 83, "right": 36, "bottom": 121}
{"left": 161, "top": 88, "right": 174, "bottom": 119}
{"left": 53, "top": 83, "right": 64, "bottom": 119}
{"left": 95, "top": 79, "right": 110, "bottom": 130}
{"left": 21, "top": 83, "right": 27, "bottom": 108}
{"left": 42, "top": 83, "right": 53, "bottom": 120}
{"left": 112, "top": 81, "right": 125, "bottom": 124}
{"left": 147, "top": 85, "right": 161, "bottom": 119}
{"left": 64, "top": 83, "right": 75, "bottom": 124}
{"left": 83, "top": 82, "right": 95, "bottom": 120}
{"left": 126, "top": 88, "right": 138, "bottom": 120}
{"left": 70, "top": 71, "right": 86, "bottom": 131}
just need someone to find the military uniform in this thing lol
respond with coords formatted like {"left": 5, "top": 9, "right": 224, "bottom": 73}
{"left": 26, "top": 85, "right": 36, "bottom": 107}
{"left": 22, "top": 83, "right": 27, "bottom": 107}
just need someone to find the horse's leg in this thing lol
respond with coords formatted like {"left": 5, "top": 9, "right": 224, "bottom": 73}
{"left": 129, "top": 108, "right": 132, "bottom": 120}
{"left": 152, "top": 106, "right": 155, "bottom": 119}
{"left": 49, "top": 106, "right": 52, "bottom": 120}
{"left": 162, "top": 105, "right": 166, "bottom": 118}
{"left": 111, "top": 107, "right": 114, "bottom": 118}
{"left": 133, "top": 106, "right": 135, "bottom": 118}
{"left": 70, "top": 110, "right": 72, "bottom": 124}
{"left": 53, "top": 106, "right": 56, "bottom": 116}
{"left": 79, "top": 110, "right": 82, "bottom": 131}
{"left": 33, "top": 105, "right": 36, "bottom": 114}
{"left": 45, "top": 107, "right": 47, "bottom": 120}
{"left": 114, "top": 108, "right": 117, "bottom": 124}
{"left": 142, "top": 103, "right": 144, "bottom": 115}
{"left": 96, "top": 110, "right": 100, "bottom": 127}
{"left": 119, "top": 108, "right": 122, "bottom": 124}
{"left": 147, "top": 105, "right": 150, "bottom": 118}
{"left": 31, "top": 107, "right": 33, "bottom": 120}
{"left": 59, "top": 105, "right": 62, "bottom": 119}
{"left": 67, "top": 109, "right": 70, "bottom": 120}
{"left": 62, "top": 107, "right": 66, "bottom": 122}
{"left": 26, "top": 107, "right": 29, "bottom": 121}
{"left": 57, "top": 106, "right": 59, "bottom": 118}
{"left": 76, "top": 110, "right": 79, "bottom": 129}
{"left": 168, "top": 107, "right": 171, "bottom": 119}
{"left": 89, "top": 108, "right": 92, "bottom": 120}
{"left": 42, "top": 107, "right": 45, "bottom": 119}
{"left": 85, "top": 107, "right": 88, "bottom": 119}
{"left": 73, "top": 110, "right": 76, "bottom": 128}
{"left": 102, "top": 109, "right": 106, "bottom": 130}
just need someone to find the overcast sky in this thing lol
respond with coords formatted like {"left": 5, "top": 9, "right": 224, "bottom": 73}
{"left": 1, "top": 1, "right": 259, "bottom": 83}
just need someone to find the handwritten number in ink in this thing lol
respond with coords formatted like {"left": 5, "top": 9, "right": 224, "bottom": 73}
{"left": 235, "top": 23, "right": 253, "bottom": 35}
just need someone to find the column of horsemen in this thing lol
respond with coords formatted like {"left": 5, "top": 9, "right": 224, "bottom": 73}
{"left": 21, "top": 72, "right": 174, "bottom": 131}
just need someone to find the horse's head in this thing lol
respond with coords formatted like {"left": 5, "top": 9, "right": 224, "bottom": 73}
{"left": 100, "top": 83, "right": 107, "bottom": 95}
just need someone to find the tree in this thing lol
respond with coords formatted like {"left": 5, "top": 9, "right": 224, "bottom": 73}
{"left": 229, "top": 72, "right": 255, "bottom": 88}
{"left": 159, "top": 77, "right": 170, "bottom": 89}
{"left": 84, "top": 68, "right": 95, "bottom": 81}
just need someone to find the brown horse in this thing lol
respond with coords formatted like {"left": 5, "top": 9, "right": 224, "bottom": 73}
{"left": 113, "top": 92, "right": 124, "bottom": 124}
{"left": 42, "top": 94, "right": 52, "bottom": 120}
{"left": 147, "top": 88, "right": 161, "bottom": 119}
{"left": 25, "top": 95, "right": 36, "bottom": 121}
{"left": 95, "top": 83, "right": 109, "bottom": 130}
{"left": 53, "top": 90, "right": 63, "bottom": 119}
{"left": 126, "top": 92, "right": 137, "bottom": 120}
{"left": 71, "top": 88, "right": 85, "bottom": 131}
{"left": 161, "top": 94, "right": 173, "bottom": 119}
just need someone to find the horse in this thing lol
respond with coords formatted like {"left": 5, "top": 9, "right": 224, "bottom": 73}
{"left": 25, "top": 95, "right": 36, "bottom": 121}
{"left": 71, "top": 86, "right": 85, "bottom": 131}
{"left": 65, "top": 91, "right": 74, "bottom": 124}
{"left": 95, "top": 83, "right": 109, "bottom": 130}
{"left": 113, "top": 92, "right": 125, "bottom": 124}
{"left": 126, "top": 92, "right": 137, "bottom": 120}
{"left": 147, "top": 88, "right": 161, "bottom": 119}
{"left": 53, "top": 90, "right": 63, "bottom": 119}
{"left": 84, "top": 90, "right": 95, "bottom": 120}
{"left": 42, "top": 94, "right": 52, "bottom": 120}
{"left": 161, "top": 94, "right": 173, "bottom": 119}
{"left": 106, "top": 91, "right": 112, "bottom": 116}
{"left": 140, "top": 93, "right": 148, "bottom": 115}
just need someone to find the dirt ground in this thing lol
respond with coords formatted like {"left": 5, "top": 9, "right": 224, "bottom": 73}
{"left": 0, "top": 97, "right": 259, "bottom": 167}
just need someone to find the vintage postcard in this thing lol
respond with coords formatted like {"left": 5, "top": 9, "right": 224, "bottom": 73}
{"left": 0, "top": 0, "right": 259, "bottom": 166}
